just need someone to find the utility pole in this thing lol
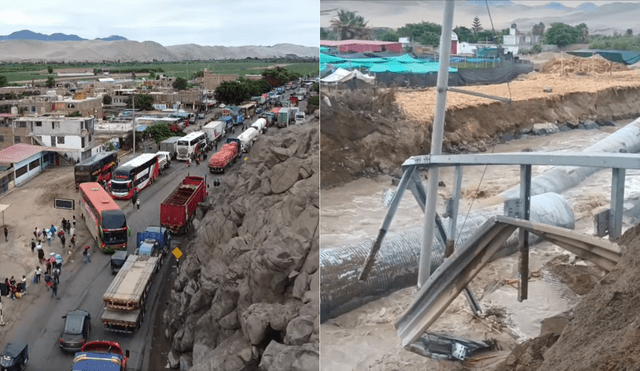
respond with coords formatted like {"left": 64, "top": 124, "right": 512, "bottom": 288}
{"left": 0, "top": 295, "right": 6, "bottom": 326}
{"left": 418, "top": 0, "right": 455, "bottom": 288}
{"left": 132, "top": 93, "right": 136, "bottom": 155}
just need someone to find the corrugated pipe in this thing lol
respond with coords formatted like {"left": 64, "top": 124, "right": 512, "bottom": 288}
{"left": 499, "top": 118, "right": 640, "bottom": 201}
{"left": 320, "top": 193, "right": 575, "bottom": 322}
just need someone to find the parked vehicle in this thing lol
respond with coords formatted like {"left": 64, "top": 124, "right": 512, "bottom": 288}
{"left": 218, "top": 116, "right": 234, "bottom": 131}
{"left": 159, "top": 137, "right": 182, "bottom": 160}
{"left": 156, "top": 151, "right": 171, "bottom": 171}
{"left": 251, "top": 118, "right": 267, "bottom": 134}
{"left": 101, "top": 254, "right": 161, "bottom": 333}
{"left": 72, "top": 341, "right": 129, "bottom": 371}
{"left": 237, "top": 127, "right": 259, "bottom": 153}
{"left": 289, "top": 96, "right": 299, "bottom": 107}
{"left": 110, "top": 250, "right": 128, "bottom": 274}
{"left": 135, "top": 226, "right": 171, "bottom": 264}
{"left": 79, "top": 183, "right": 130, "bottom": 252}
{"left": 276, "top": 87, "right": 284, "bottom": 94}
{"left": 176, "top": 131, "right": 207, "bottom": 161}
{"left": 238, "top": 103, "right": 256, "bottom": 118}
{"left": 209, "top": 138, "right": 241, "bottom": 173}
{"left": 295, "top": 111, "right": 306, "bottom": 125}
{"left": 198, "top": 112, "right": 205, "bottom": 119}
{"left": 202, "top": 121, "right": 225, "bottom": 147}
{"left": 0, "top": 342, "right": 28, "bottom": 371}
{"left": 110, "top": 153, "right": 160, "bottom": 200}
{"left": 74, "top": 151, "right": 118, "bottom": 189}
{"left": 60, "top": 310, "right": 92, "bottom": 352}
{"left": 160, "top": 176, "right": 208, "bottom": 235}
{"left": 277, "top": 108, "right": 290, "bottom": 128}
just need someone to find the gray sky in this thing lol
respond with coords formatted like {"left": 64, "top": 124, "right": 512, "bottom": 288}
{"left": 1, "top": 0, "right": 319, "bottom": 47}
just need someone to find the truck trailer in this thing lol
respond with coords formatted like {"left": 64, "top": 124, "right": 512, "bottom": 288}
{"left": 202, "top": 121, "right": 225, "bottom": 147}
{"left": 159, "top": 137, "right": 182, "bottom": 160}
{"left": 208, "top": 138, "right": 241, "bottom": 174}
{"left": 236, "top": 127, "right": 259, "bottom": 153}
{"left": 160, "top": 176, "right": 208, "bottom": 235}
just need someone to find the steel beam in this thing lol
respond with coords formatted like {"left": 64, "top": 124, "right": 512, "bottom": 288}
{"left": 610, "top": 168, "right": 625, "bottom": 239}
{"left": 447, "top": 166, "right": 463, "bottom": 251}
{"left": 407, "top": 171, "right": 447, "bottom": 247}
{"left": 359, "top": 166, "right": 416, "bottom": 281}
{"left": 403, "top": 153, "right": 640, "bottom": 170}
{"left": 518, "top": 164, "right": 531, "bottom": 302}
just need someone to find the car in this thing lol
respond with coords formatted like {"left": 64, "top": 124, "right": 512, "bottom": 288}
{"left": 0, "top": 342, "right": 28, "bottom": 371}
{"left": 60, "top": 310, "right": 91, "bottom": 352}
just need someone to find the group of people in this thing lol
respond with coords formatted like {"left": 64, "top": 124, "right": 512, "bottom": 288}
{"left": 32, "top": 217, "right": 78, "bottom": 261}
{"left": 4, "top": 276, "right": 27, "bottom": 300}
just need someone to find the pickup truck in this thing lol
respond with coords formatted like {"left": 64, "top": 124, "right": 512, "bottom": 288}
{"left": 72, "top": 341, "right": 129, "bottom": 371}
{"left": 156, "top": 151, "right": 171, "bottom": 171}
{"left": 159, "top": 137, "right": 182, "bottom": 160}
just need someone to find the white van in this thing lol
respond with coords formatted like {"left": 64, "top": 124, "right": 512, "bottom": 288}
{"left": 295, "top": 112, "right": 306, "bottom": 125}
{"left": 156, "top": 151, "right": 171, "bottom": 170}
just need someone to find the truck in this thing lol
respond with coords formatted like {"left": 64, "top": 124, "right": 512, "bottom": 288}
{"left": 159, "top": 137, "right": 182, "bottom": 160}
{"left": 218, "top": 116, "right": 235, "bottom": 131}
{"left": 289, "top": 96, "right": 299, "bottom": 107}
{"left": 237, "top": 127, "right": 259, "bottom": 153}
{"left": 209, "top": 138, "right": 241, "bottom": 174}
{"left": 251, "top": 118, "right": 267, "bottom": 134}
{"left": 277, "top": 108, "right": 290, "bottom": 128}
{"left": 295, "top": 111, "right": 306, "bottom": 125}
{"left": 202, "top": 121, "right": 225, "bottom": 148}
{"left": 160, "top": 176, "right": 208, "bottom": 235}
{"left": 101, "top": 254, "right": 161, "bottom": 333}
{"left": 276, "top": 87, "right": 284, "bottom": 94}
{"left": 156, "top": 151, "right": 171, "bottom": 171}
{"left": 136, "top": 226, "right": 171, "bottom": 263}
{"left": 72, "top": 341, "right": 129, "bottom": 371}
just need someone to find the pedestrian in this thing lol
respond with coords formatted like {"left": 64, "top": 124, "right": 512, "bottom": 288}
{"left": 136, "top": 198, "right": 140, "bottom": 211}
{"left": 187, "top": 159, "right": 190, "bottom": 167}
{"left": 46, "top": 229, "right": 52, "bottom": 246}
{"left": 195, "top": 157, "right": 200, "bottom": 166}
{"left": 53, "top": 268, "right": 60, "bottom": 284}
{"left": 50, "top": 279, "right": 57, "bottom": 298}
{"left": 70, "top": 234, "right": 76, "bottom": 249}
{"left": 83, "top": 245, "right": 91, "bottom": 263}
{"left": 67, "top": 244, "right": 72, "bottom": 255}
{"left": 9, "top": 276, "right": 15, "bottom": 287}
{"left": 45, "top": 259, "right": 52, "bottom": 275}
{"left": 60, "top": 233, "right": 66, "bottom": 248}
{"left": 4, "top": 225, "right": 7, "bottom": 241}
{"left": 33, "top": 227, "right": 38, "bottom": 239}
{"left": 72, "top": 215, "right": 76, "bottom": 228}
{"left": 35, "top": 266, "right": 42, "bottom": 283}
{"left": 44, "top": 273, "right": 52, "bottom": 290}
{"left": 50, "top": 224, "right": 56, "bottom": 234}
{"left": 55, "top": 254, "right": 63, "bottom": 272}
{"left": 10, "top": 284, "right": 17, "bottom": 300}
{"left": 62, "top": 218, "right": 67, "bottom": 233}
{"left": 21, "top": 275, "right": 27, "bottom": 294}
{"left": 37, "top": 227, "right": 41, "bottom": 239}
{"left": 30, "top": 238, "right": 36, "bottom": 253}
{"left": 37, "top": 245, "right": 44, "bottom": 263}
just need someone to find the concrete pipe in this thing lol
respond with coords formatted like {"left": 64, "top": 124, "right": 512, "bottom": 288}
{"left": 500, "top": 118, "right": 640, "bottom": 201}
{"left": 320, "top": 192, "right": 575, "bottom": 322}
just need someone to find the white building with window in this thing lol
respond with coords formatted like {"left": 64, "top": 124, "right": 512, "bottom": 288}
{"left": 13, "top": 116, "right": 98, "bottom": 162}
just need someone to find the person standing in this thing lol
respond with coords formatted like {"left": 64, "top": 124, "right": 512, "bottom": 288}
{"left": 53, "top": 268, "right": 60, "bottom": 284}
{"left": 21, "top": 275, "right": 27, "bottom": 294}
{"left": 61, "top": 218, "right": 67, "bottom": 233}
{"left": 83, "top": 245, "right": 91, "bottom": 263}
{"left": 60, "top": 233, "right": 66, "bottom": 248}
{"left": 4, "top": 226, "right": 7, "bottom": 242}
{"left": 35, "top": 266, "right": 42, "bottom": 283}
{"left": 46, "top": 229, "right": 52, "bottom": 246}
{"left": 33, "top": 227, "right": 38, "bottom": 240}
{"left": 37, "top": 243, "right": 44, "bottom": 263}
{"left": 30, "top": 238, "right": 36, "bottom": 253}
{"left": 50, "top": 279, "right": 58, "bottom": 298}
{"left": 136, "top": 198, "right": 140, "bottom": 211}
{"left": 72, "top": 215, "right": 76, "bottom": 229}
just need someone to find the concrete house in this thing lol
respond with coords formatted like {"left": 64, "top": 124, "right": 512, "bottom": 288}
{"left": 14, "top": 116, "right": 96, "bottom": 162}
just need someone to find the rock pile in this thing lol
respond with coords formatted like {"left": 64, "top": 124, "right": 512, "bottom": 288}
{"left": 163, "top": 123, "right": 319, "bottom": 371}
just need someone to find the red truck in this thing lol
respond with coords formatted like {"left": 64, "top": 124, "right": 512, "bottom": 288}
{"left": 289, "top": 96, "right": 299, "bottom": 107}
{"left": 72, "top": 341, "right": 129, "bottom": 371}
{"left": 160, "top": 176, "right": 208, "bottom": 234}
{"left": 208, "top": 138, "right": 241, "bottom": 174}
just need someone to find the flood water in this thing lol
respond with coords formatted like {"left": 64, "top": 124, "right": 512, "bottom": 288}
{"left": 320, "top": 119, "right": 638, "bottom": 370}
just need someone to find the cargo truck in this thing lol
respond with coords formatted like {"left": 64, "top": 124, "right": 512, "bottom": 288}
{"left": 160, "top": 176, "right": 208, "bottom": 235}
{"left": 101, "top": 254, "right": 161, "bottom": 333}
{"left": 202, "top": 121, "right": 225, "bottom": 148}
{"left": 208, "top": 138, "right": 241, "bottom": 174}
{"left": 277, "top": 108, "right": 290, "bottom": 128}
{"left": 136, "top": 226, "right": 171, "bottom": 263}
{"left": 72, "top": 341, "right": 129, "bottom": 371}
{"left": 237, "top": 127, "right": 259, "bottom": 153}
{"left": 218, "top": 116, "right": 234, "bottom": 131}
{"left": 159, "top": 137, "right": 182, "bottom": 160}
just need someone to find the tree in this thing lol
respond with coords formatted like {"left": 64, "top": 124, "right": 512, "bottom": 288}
{"left": 544, "top": 22, "right": 581, "bottom": 47}
{"left": 173, "top": 77, "right": 188, "bottom": 90}
{"left": 330, "top": 10, "right": 372, "bottom": 40}
{"left": 0, "top": 75, "right": 7, "bottom": 87}
{"left": 46, "top": 76, "right": 55, "bottom": 88}
{"left": 575, "top": 23, "right": 589, "bottom": 42}
{"left": 102, "top": 95, "right": 112, "bottom": 105}
{"left": 126, "top": 94, "right": 153, "bottom": 111}
{"left": 149, "top": 71, "right": 155, "bottom": 79}
{"left": 47, "top": 66, "right": 53, "bottom": 74}
{"left": 144, "top": 123, "right": 182, "bottom": 143}
{"left": 472, "top": 16, "right": 482, "bottom": 34}
{"left": 626, "top": 28, "right": 633, "bottom": 37}
{"left": 532, "top": 22, "right": 545, "bottom": 36}
{"left": 380, "top": 30, "right": 399, "bottom": 42}
{"left": 214, "top": 81, "right": 248, "bottom": 105}
{"left": 453, "top": 26, "right": 472, "bottom": 42}
{"left": 398, "top": 22, "right": 442, "bottom": 47}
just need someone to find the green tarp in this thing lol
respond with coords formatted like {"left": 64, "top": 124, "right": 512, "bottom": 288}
{"left": 567, "top": 50, "right": 640, "bottom": 65}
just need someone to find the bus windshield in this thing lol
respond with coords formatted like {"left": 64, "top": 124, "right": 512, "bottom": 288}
{"left": 103, "top": 230, "right": 128, "bottom": 244}
{"left": 110, "top": 181, "right": 129, "bottom": 191}
{"left": 177, "top": 140, "right": 189, "bottom": 146}
{"left": 113, "top": 169, "right": 131, "bottom": 180}
{"left": 74, "top": 170, "right": 92, "bottom": 183}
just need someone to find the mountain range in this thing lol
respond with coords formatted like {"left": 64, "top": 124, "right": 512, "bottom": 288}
{"left": 0, "top": 30, "right": 318, "bottom": 62}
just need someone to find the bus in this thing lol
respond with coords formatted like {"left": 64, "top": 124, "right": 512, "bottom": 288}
{"left": 110, "top": 153, "right": 159, "bottom": 200}
{"left": 79, "top": 183, "right": 130, "bottom": 252}
{"left": 74, "top": 152, "right": 118, "bottom": 188}
{"left": 176, "top": 131, "right": 207, "bottom": 161}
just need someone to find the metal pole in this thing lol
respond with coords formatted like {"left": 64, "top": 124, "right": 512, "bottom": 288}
{"left": 0, "top": 296, "right": 5, "bottom": 326}
{"left": 132, "top": 94, "right": 135, "bottom": 155}
{"left": 518, "top": 164, "right": 532, "bottom": 302}
{"left": 418, "top": 0, "right": 455, "bottom": 288}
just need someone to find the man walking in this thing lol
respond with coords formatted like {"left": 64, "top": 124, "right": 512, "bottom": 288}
{"left": 30, "top": 238, "right": 36, "bottom": 253}
{"left": 60, "top": 232, "right": 66, "bottom": 248}
{"left": 50, "top": 279, "right": 58, "bottom": 298}
{"left": 53, "top": 268, "right": 60, "bottom": 284}
{"left": 35, "top": 266, "right": 42, "bottom": 283}
{"left": 46, "top": 229, "right": 52, "bottom": 246}
{"left": 83, "top": 245, "right": 91, "bottom": 263}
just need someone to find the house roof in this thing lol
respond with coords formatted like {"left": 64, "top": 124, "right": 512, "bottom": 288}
{"left": 0, "top": 143, "right": 66, "bottom": 164}
{"left": 320, "top": 40, "right": 402, "bottom": 46}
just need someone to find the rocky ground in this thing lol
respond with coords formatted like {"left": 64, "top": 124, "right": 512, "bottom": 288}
{"left": 320, "top": 58, "right": 640, "bottom": 189}
{"left": 163, "top": 121, "right": 319, "bottom": 370}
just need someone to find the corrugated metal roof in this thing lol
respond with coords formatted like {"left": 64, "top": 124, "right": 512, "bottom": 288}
{"left": 0, "top": 143, "right": 63, "bottom": 164}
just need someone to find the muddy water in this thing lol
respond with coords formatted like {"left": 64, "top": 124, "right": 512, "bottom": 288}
{"left": 320, "top": 120, "right": 638, "bottom": 370}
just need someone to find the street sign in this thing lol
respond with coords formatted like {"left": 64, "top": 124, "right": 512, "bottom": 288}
{"left": 172, "top": 247, "right": 182, "bottom": 260}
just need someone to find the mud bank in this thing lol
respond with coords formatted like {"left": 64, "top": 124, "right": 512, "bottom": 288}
{"left": 320, "top": 85, "right": 640, "bottom": 189}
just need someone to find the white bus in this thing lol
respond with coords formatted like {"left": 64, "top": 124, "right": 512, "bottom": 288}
{"left": 110, "top": 153, "right": 160, "bottom": 200}
{"left": 176, "top": 131, "right": 207, "bottom": 161}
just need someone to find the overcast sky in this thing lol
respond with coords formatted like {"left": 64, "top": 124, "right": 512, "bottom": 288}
{"left": 1, "top": 0, "right": 319, "bottom": 47}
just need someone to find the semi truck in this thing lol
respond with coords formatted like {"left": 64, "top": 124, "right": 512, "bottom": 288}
{"left": 101, "top": 254, "right": 161, "bottom": 333}
{"left": 251, "top": 118, "right": 267, "bottom": 134}
{"left": 136, "top": 226, "right": 171, "bottom": 262}
{"left": 237, "top": 127, "right": 259, "bottom": 153}
{"left": 208, "top": 138, "right": 241, "bottom": 173}
{"left": 159, "top": 137, "right": 182, "bottom": 160}
{"left": 72, "top": 341, "right": 129, "bottom": 371}
{"left": 202, "top": 121, "right": 225, "bottom": 148}
{"left": 160, "top": 176, "right": 208, "bottom": 235}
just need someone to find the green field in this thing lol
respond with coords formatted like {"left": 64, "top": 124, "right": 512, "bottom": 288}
{"left": 0, "top": 60, "right": 319, "bottom": 83}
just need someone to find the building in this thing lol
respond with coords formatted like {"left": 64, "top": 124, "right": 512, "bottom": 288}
{"left": 0, "top": 113, "right": 31, "bottom": 151}
{"left": 450, "top": 32, "right": 459, "bottom": 55}
{"left": 197, "top": 69, "right": 238, "bottom": 91}
{"left": 320, "top": 40, "right": 403, "bottom": 53}
{"left": 503, "top": 24, "right": 542, "bottom": 54}
{"left": 14, "top": 116, "right": 96, "bottom": 162}
{"left": 0, "top": 143, "right": 69, "bottom": 190}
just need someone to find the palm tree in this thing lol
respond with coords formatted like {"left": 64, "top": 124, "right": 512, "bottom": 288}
{"left": 330, "top": 10, "right": 372, "bottom": 40}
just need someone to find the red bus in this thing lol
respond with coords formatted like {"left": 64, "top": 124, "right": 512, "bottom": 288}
{"left": 109, "top": 153, "right": 159, "bottom": 200}
{"left": 74, "top": 152, "right": 118, "bottom": 188}
{"left": 79, "top": 183, "right": 130, "bottom": 252}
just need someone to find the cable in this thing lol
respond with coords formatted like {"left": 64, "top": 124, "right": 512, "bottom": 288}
{"left": 485, "top": 0, "right": 512, "bottom": 101}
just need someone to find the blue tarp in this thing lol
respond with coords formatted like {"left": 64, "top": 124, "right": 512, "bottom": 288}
{"left": 135, "top": 124, "right": 148, "bottom": 132}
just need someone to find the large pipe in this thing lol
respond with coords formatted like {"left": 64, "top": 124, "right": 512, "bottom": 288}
{"left": 320, "top": 193, "right": 574, "bottom": 322}
{"left": 499, "top": 118, "right": 640, "bottom": 201}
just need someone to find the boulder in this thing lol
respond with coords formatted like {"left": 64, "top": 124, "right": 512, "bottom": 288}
{"left": 532, "top": 123, "right": 559, "bottom": 136}
{"left": 284, "top": 316, "right": 314, "bottom": 345}
{"left": 270, "top": 158, "right": 304, "bottom": 194}
{"left": 168, "top": 349, "right": 180, "bottom": 369}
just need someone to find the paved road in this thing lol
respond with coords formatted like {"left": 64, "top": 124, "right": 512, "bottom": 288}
{"left": 0, "top": 146, "right": 230, "bottom": 370}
